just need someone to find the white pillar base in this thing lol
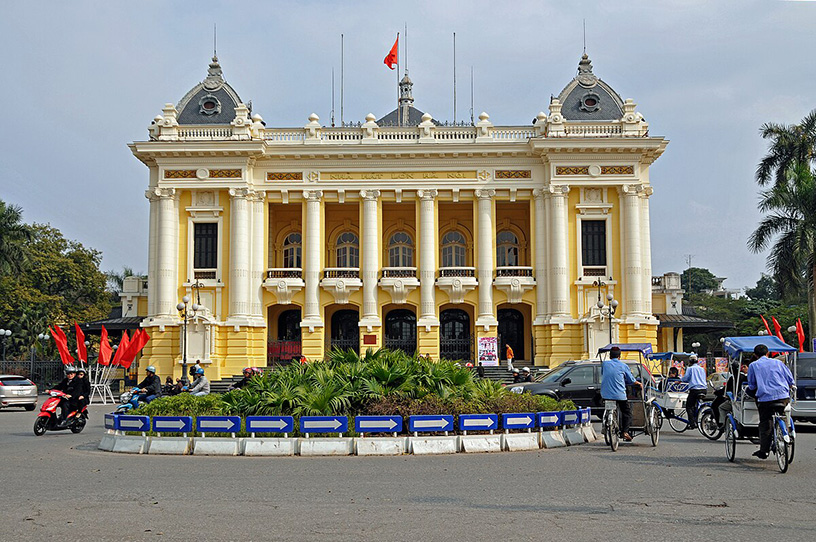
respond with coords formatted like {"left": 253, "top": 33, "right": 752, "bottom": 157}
{"left": 358, "top": 316, "right": 381, "bottom": 332}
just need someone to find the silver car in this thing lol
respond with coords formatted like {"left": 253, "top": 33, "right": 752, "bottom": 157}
{"left": 0, "top": 375, "right": 38, "bottom": 410}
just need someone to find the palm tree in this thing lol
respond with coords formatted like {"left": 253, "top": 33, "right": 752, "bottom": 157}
{"left": 748, "top": 161, "right": 816, "bottom": 343}
{"left": 0, "top": 199, "right": 31, "bottom": 276}
{"left": 756, "top": 109, "right": 816, "bottom": 188}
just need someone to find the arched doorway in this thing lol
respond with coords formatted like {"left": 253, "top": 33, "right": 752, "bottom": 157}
{"left": 440, "top": 309, "right": 472, "bottom": 361}
{"left": 330, "top": 309, "right": 359, "bottom": 353}
{"left": 498, "top": 308, "right": 524, "bottom": 361}
{"left": 384, "top": 309, "right": 417, "bottom": 355}
{"left": 268, "top": 308, "right": 302, "bottom": 366}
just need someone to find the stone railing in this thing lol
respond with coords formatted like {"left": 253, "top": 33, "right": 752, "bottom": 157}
{"left": 324, "top": 267, "right": 360, "bottom": 279}
{"left": 439, "top": 267, "right": 476, "bottom": 278}
{"left": 177, "top": 126, "right": 234, "bottom": 140}
{"left": 495, "top": 266, "right": 534, "bottom": 278}
{"left": 381, "top": 267, "right": 417, "bottom": 278}
{"left": 267, "top": 268, "right": 303, "bottom": 279}
{"left": 563, "top": 123, "right": 623, "bottom": 138}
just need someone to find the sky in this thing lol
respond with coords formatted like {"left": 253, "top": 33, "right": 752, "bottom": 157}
{"left": 1, "top": 0, "right": 814, "bottom": 291}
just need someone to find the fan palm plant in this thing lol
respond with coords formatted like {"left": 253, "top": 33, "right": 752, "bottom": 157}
{"left": 0, "top": 200, "right": 31, "bottom": 276}
{"left": 756, "top": 109, "right": 816, "bottom": 188}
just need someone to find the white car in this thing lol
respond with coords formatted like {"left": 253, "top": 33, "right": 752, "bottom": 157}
{"left": 0, "top": 375, "right": 38, "bottom": 410}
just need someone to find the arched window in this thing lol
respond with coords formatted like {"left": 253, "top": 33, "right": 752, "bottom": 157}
{"left": 283, "top": 233, "right": 302, "bottom": 268}
{"left": 388, "top": 231, "right": 414, "bottom": 267}
{"left": 336, "top": 232, "right": 359, "bottom": 268}
{"left": 496, "top": 230, "right": 519, "bottom": 267}
{"left": 441, "top": 231, "right": 466, "bottom": 267}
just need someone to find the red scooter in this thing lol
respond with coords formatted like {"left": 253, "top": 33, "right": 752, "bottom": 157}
{"left": 33, "top": 390, "right": 88, "bottom": 436}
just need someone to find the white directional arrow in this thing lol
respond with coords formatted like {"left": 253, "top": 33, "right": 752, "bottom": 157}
{"left": 250, "top": 419, "right": 289, "bottom": 430}
{"left": 200, "top": 419, "right": 238, "bottom": 431}
{"left": 505, "top": 416, "right": 533, "bottom": 426}
{"left": 539, "top": 415, "right": 558, "bottom": 424}
{"left": 303, "top": 419, "right": 343, "bottom": 430}
{"left": 359, "top": 419, "right": 398, "bottom": 430}
{"left": 463, "top": 417, "right": 496, "bottom": 429}
{"left": 414, "top": 418, "right": 451, "bottom": 429}
{"left": 155, "top": 419, "right": 187, "bottom": 430}
{"left": 119, "top": 418, "right": 146, "bottom": 430}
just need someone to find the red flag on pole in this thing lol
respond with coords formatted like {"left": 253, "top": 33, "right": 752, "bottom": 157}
{"left": 771, "top": 316, "right": 785, "bottom": 342}
{"left": 74, "top": 322, "right": 87, "bottom": 364}
{"left": 98, "top": 325, "right": 112, "bottom": 366}
{"left": 384, "top": 35, "right": 399, "bottom": 70}
{"left": 796, "top": 318, "right": 806, "bottom": 353}
{"left": 760, "top": 315, "right": 773, "bottom": 337}
{"left": 50, "top": 326, "right": 75, "bottom": 365}
{"left": 120, "top": 330, "right": 150, "bottom": 369}
{"left": 111, "top": 331, "right": 130, "bottom": 367}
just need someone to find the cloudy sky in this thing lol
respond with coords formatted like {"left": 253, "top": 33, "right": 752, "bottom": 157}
{"left": 1, "top": 0, "right": 813, "bottom": 290}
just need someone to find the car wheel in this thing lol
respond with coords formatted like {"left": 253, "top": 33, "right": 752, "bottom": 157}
{"left": 24, "top": 404, "right": 36, "bottom": 411}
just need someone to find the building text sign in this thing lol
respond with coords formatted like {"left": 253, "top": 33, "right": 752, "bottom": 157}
{"left": 324, "top": 171, "right": 477, "bottom": 181}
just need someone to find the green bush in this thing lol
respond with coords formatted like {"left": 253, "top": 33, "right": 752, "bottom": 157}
{"left": 135, "top": 393, "right": 224, "bottom": 417}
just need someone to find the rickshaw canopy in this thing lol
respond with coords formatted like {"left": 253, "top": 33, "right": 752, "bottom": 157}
{"left": 647, "top": 352, "right": 694, "bottom": 361}
{"left": 722, "top": 336, "right": 797, "bottom": 358}
{"left": 598, "top": 343, "right": 654, "bottom": 355}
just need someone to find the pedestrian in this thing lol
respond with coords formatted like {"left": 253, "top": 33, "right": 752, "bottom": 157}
{"left": 477, "top": 361, "right": 485, "bottom": 379}
{"left": 746, "top": 344, "right": 794, "bottom": 459}
{"left": 505, "top": 344, "right": 514, "bottom": 372}
{"left": 681, "top": 354, "right": 707, "bottom": 429}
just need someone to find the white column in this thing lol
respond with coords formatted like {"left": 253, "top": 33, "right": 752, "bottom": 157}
{"left": 250, "top": 192, "right": 266, "bottom": 323}
{"left": 640, "top": 187, "right": 654, "bottom": 318}
{"left": 621, "top": 185, "right": 644, "bottom": 318}
{"left": 154, "top": 187, "right": 178, "bottom": 319}
{"left": 417, "top": 189, "right": 439, "bottom": 328}
{"left": 475, "top": 189, "right": 498, "bottom": 329}
{"left": 360, "top": 189, "right": 381, "bottom": 330}
{"left": 145, "top": 188, "right": 159, "bottom": 317}
{"left": 532, "top": 189, "right": 548, "bottom": 325}
{"left": 228, "top": 188, "right": 252, "bottom": 321}
{"left": 301, "top": 190, "right": 324, "bottom": 330}
{"left": 548, "top": 185, "right": 570, "bottom": 319}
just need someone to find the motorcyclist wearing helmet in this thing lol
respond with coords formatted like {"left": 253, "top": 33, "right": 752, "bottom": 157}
{"left": 229, "top": 367, "right": 255, "bottom": 391}
{"left": 73, "top": 367, "right": 91, "bottom": 411}
{"left": 129, "top": 365, "right": 162, "bottom": 409}
{"left": 53, "top": 365, "right": 78, "bottom": 421}
{"left": 186, "top": 365, "right": 210, "bottom": 397}
{"left": 521, "top": 367, "right": 533, "bottom": 383}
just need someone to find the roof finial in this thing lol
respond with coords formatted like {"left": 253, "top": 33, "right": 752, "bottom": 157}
{"left": 582, "top": 19, "right": 586, "bottom": 55}
{"left": 213, "top": 23, "right": 217, "bottom": 58}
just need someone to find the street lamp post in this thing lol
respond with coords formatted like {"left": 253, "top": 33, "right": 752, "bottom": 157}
{"left": 691, "top": 341, "right": 701, "bottom": 354}
{"left": 177, "top": 295, "right": 201, "bottom": 386}
{"left": 593, "top": 280, "right": 618, "bottom": 347}
{"left": 30, "top": 333, "right": 50, "bottom": 380}
{"left": 0, "top": 328, "right": 11, "bottom": 361}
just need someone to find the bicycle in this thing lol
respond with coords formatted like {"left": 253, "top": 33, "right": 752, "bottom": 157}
{"left": 770, "top": 411, "right": 795, "bottom": 473}
{"left": 602, "top": 400, "right": 620, "bottom": 451}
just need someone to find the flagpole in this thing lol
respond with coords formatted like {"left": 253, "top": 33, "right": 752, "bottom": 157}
{"left": 396, "top": 32, "right": 400, "bottom": 127}
{"left": 453, "top": 32, "right": 457, "bottom": 125}
{"left": 340, "top": 33, "right": 344, "bottom": 126}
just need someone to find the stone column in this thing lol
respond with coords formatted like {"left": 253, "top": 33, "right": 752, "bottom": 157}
{"left": 532, "top": 189, "right": 548, "bottom": 324}
{"left": 152, "top": 187, "right": 179, "bottom": 319}
{"left": 301, "top": 190, "right": 324, "bottom": 330}
{"left": 640, "top": 187, "right": 654, "bottom": 318}
{"left": 417, "top": 189, "right": 439, "bottom": 329}
{"left": 621, "top": 185, "right": 644, "bottom": 318}
{"left": 548, "top": 185, "right": 570, "bottom": 319}
{"left": 250, "top": 192, "right": 266, "bottom": 323}
{"left": 145, "top": 187, "right": 159, "bottom": 317}
{"left": 360, "top": 189, "right": 381, "bottom": 330}
{"left": 228, "top": 188, "right": 252, "bottom": 321}
{"left": 475, "top": 189, "right": 498, "bottom": 329}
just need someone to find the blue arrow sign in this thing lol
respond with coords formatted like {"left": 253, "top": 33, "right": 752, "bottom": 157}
{"left": 561, "top": 410, "right": 580, "bottom": 426}
{"left": 196, "top": 416, "right": 241, "bottom": 433}
{"left": 116, "top": 415, "right": 149, "bottom": 432}
{"left": 409, "top": 415, "right": 453, "bottom": 432}
{"left": 355, "top": 415, "right": 402, "bottom": 434}
{"left": 459, "top": 414, "right": 498, "bottom": 431}
{"left": 538, "top": 412, "right": 561, "bottom": 428}
{"left": 502, "top": 412, "right": 536, "bottom": 430}
{"left": 104, "top": 413, "right": 117, "bottom": 430}
{"left": 299, "top": 416, "right": 348, "bottom": 434}
{"left": 153, "top": 416, "right": 193, "bottom": 433}
{"left": 246, "top": 416, "right": 294, "bottom": 434}
{"left": 579, "top": 408, "right": 591, "bottom": 424}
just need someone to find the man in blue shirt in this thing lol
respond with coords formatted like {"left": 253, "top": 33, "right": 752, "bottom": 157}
{"left": 601, "top": 347, "right": 642, "bottom": 441}
{"left": 746, "top": 344, "right": 794, "bottom": 459}
{"left": 681, "top": 354, "right": 707, "bottom": 429}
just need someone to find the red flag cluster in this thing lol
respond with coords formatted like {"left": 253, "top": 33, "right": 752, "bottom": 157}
{"left": 48, "top": 324, "right": 149, "bottom": 368}
{"left": 760, "top": 315, "right": 807, "bottom": 353}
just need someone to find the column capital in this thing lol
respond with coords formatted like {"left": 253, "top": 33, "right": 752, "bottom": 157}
{"left": 532, "top": 187, "right": 548, "bottom": 200}
{"left": 548, "top": 184, "right": 570, "bottom": 196}
{"left": 417, "top": 189, "right": 438, "bottom": 201}
{"left": 359, "top": 189, "right": 381, "bottom": 201}
{"left": 302, "top": 189, "right": 323, "bottom": 202}
{"left": 246, "top": 190, "right": 266, "bottom": 203}
{"left": 228, "top": 187, "right": 255, "bottom": 199}
{"left": 475, "top": 188, "right": 496, "bottom": 200}
{"left": 619, "top": 184, "right": 642, "bottom": 196}
{"left": 641, "top": 186, "right": 654, "bottom": 197}
{"left": 147, "top": 187, "right": 176, "bottom": 200}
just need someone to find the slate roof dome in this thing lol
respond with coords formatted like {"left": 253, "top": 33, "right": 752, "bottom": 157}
{"left": 377, "top": 72, "right": 440, "bottom": 127}
{"left": 176, "top": 56, "right": 244, "bottom": 125}
{"left": 555, "top": 54, "right": 624, "bottom": 121}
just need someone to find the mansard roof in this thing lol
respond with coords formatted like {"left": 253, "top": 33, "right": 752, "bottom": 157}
{"left": 176, "top": 56, "right": 244, "bottom": 125}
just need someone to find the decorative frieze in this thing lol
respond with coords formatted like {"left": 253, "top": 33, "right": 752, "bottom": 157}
{"left": 267, "top": 172, "right": 303, "bottom": 181}
{"left": 555, "top": 165, "right": 634, "bottom": 176}
{"left": 601, "top": 165, "right": 634, "bottom": 175}
{"left": 495, "top": 170, "right": 532, "bottom": 179}
{"left": 555, "top": 166, "right": 589, "bottom": 176}
{"left": 165, "top": 170, "right": 196, "bottom": 179}
{"left": 210, "top": 169, "right": 242, "bottom": 178}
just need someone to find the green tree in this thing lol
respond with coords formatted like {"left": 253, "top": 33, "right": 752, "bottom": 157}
{"left": 0, "top": 200, "right": 31, "bottom": 276}
{"left": 756, "top": 109, "right": 816, "bottom": 188}
{"left": 745, "top": 273, "right": 780, "bottom": 301}
{"left": 681, "top": 267, "right": 718, "bottom": 294}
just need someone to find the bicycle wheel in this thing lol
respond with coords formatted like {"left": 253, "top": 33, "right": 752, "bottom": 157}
{"left": 654, "top": 406, "right": 664, "bottom": 430}
{"left": 698, "top": 407, "right": 724, "bottom": 441}
{"left": 668, "top": 409, "right": 689, "bottom": 433}
{"left": 773, "top": 418, "right": 789, "bottom": 473}
{"left": 602, "top": 416, "right": 611, "bottom": 446}
{"left": 608, "top": 411, "right": 619, "bottom": 452}
{"left": 724, "top": 416, "right": 736, "bottom": 462}
{"left": 649, "top": 406, "right": 660, "bottom": 446}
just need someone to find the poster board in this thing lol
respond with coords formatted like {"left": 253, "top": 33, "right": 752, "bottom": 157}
{"left": 477, "top": 337, "right": 499, "bottom": 366}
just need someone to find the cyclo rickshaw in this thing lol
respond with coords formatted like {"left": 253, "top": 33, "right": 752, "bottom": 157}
{"left": 598, "top": 344, "right": 660, "bottom": 451}
{"left": 721, "top": 336, "right": 797, "bottom": 473}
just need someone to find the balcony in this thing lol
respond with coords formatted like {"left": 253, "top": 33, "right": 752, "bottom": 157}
{"left": 494, "top": 267, "right": 535, "bottom": 304}
{"left": 263, "top": 268, "right": 304, "bottom": 304}
{"left": 320, "top": 268, "right": 362, "bottom": 304}
{"left": 193, "top": 269, "right": 217, "bottom": 280}
{"left": 437, "top": 267, "right": 478, "bottom": 304}
{"left": 582, "top": 266, "right": 608, "bottom": 278}
{"left": 379, "top": 267, "right": 419, "bottom": 305}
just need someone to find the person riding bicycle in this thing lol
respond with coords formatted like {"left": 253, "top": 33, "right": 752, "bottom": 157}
{"left": 185, "top": 366, "right": 210, "bottom": 396}
{"left": 601, "top": 347, "right": 643, "bottom": 441}
{"left": 711, "top": 363, "right": 747, "bottom": 428}
{"left": 681, "top": 354, "right": 707, "bottom": 429}
{"left": 746, "top": 344, "right": 794, "bottom": 460}
{"left": 129, "top": 365, "right": 162, "bottom": 409}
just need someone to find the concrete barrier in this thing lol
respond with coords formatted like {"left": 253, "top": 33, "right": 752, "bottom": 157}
{"left": 98, "top": 433, "right": 116, "bottom": 452}
{"left": 409, "top": 436, "right": 458, "bottom": 455}
{"left": 460, "top": 434, "right": 502, "bottom": 453}
{"left": 563, "top": 428, "right": 585, "bottom": 445}
{"left": 299, "top": 437, "right": 353, "bottom": 456}
{"left": 580, "top": 424, "right": 597, "bottom": 442}
{"left": 242, "top": 438, "right": 297, "bottom": 456}
{"left": 148, "top": 436, "right": 192, "bottom": 455}
{"left": 355, "top": 437, "right": 408, "bottom": 456}
{"left": 193, "top": 437, "right": 240, "bottom": 456}
{"left": 111, "top": 435, "right": 148, "bottom": 454}
{"left": 540, "top": 430, "right": 567, "bottom": 448}
{"left": 503, "top": 433, "right": 539, "bottom": 452}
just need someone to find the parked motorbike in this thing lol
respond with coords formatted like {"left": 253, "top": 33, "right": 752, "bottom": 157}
{"left": 33, "top": 390, "right": 88, "bottom": 436}
{"left": 114, "top": 388, "right": 145, "bottom": 413}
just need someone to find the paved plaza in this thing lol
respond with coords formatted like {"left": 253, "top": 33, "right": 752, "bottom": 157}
{"left": 2, "top": 404, "right": 816, "bottom": 541}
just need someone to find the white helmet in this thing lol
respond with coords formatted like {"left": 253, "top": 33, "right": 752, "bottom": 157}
{"left": 522, "top": 367, "right": 530, "bottom": 373}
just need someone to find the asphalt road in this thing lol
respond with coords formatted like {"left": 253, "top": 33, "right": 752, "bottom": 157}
{"left": 2, "top": 403, "right": 815, "bottom": 542}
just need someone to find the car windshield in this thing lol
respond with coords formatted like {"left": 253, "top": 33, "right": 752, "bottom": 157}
{"left": 539, "top": 367, "right": 573, "bottom": 383}
{"left": 797, "top": 354, "right": 816, "bottom": 379}
{"left": 1, "top": 376, "right": 28, "bottom": 383}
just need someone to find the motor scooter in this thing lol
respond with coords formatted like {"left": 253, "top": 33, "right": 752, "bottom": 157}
{"left": 33, "top": 390, "right": 88, "bottom": 436}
